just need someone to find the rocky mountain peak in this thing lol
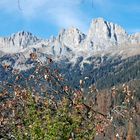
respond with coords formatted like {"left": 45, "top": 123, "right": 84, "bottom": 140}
{"left": 0, "top": 31, "right": 40, "bottom": 51}
{"left": 89, "top": 18, "right": 127, "bottom": 37}
{"left": 86, "top": 18, "right": 128, "bottom": 47}
{"left": 88, "top": 18, "right": 111, "bottom": 40}
{"left": 9, "top": 31, "right": 40, "bottom": 48}
{"left": 58, "top": 27, "right": 86, "bottom": 48}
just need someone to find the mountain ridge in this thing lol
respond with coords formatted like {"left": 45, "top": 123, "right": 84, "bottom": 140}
{"left": 0, "top": 18, "right": 140, "bottom": 55}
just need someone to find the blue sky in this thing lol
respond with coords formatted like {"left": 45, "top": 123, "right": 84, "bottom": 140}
{"left": 0, "top": 0, "right": 140, "bottom": 38}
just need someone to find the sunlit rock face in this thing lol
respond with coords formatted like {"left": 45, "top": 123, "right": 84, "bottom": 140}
{"left": 85, "top": 18, "right": 129, "bottom": 50}
{"left": 0, "top": 31, "right": 41, "bottom": 53}
{"left": 58, "top": 27, "right": 86, "bottom": 48}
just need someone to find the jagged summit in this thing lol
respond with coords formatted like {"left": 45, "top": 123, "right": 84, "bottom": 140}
{"left": 85, "top": 18, "right": 129, "bottom": 50}
{"left": 6, "top": 31, "right": 40, "bottom": 47}
{"left": 57, "top": 27, "right": 86, "bottom": 48}
{"left": 89, "top": 17, "right": 128, "bottom": 41}
{"left": 0, "top": 31, "right": 41, "bottom": 53}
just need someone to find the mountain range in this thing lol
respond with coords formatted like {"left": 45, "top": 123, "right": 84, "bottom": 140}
{"left": 0, "top": 18, "right": 140, "bottom": 90}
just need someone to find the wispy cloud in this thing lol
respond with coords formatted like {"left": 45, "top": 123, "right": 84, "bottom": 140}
{"left": 0, "top": 0, "right": 88, "bottom": 32}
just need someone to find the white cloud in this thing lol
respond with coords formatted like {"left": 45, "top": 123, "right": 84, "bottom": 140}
{"left": 0, "top": 0, "right": 88, "bottom": 32}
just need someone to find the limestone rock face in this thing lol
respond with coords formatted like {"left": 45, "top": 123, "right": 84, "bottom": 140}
{"left": 0, "top": 31, "right": 40, "bottom": 53}
{"left": 58, "top": 27, "right": 86, "bottom": 49}
{"left": 85, "top": 18, "right": 129, "bottom": 50}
